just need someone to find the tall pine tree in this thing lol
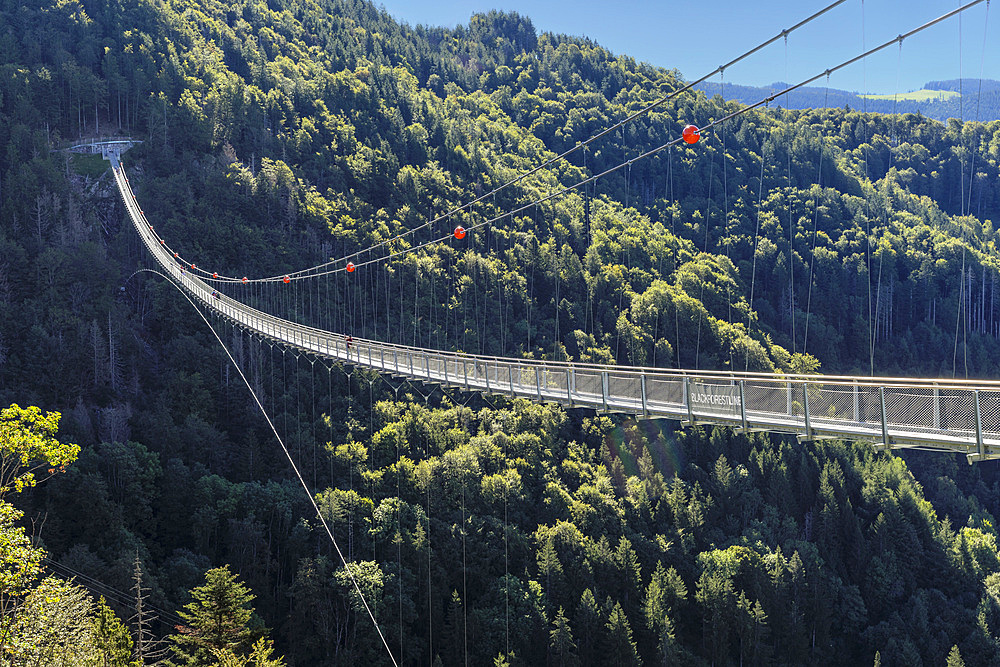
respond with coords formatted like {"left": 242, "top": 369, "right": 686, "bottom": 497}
{"left": 169, "top": 565, "right": 257, "bottom": 666}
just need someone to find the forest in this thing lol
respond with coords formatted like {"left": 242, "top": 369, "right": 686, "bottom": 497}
{"left": 696, "top": 78, "right": 1000, "bottom": 124}
{"left": 2, "top": 0, "right": 1000, "bottom": 664}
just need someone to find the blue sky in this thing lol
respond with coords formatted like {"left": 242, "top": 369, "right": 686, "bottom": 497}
{"left": 376, "top": 0, "right": 998, "bottom": 93}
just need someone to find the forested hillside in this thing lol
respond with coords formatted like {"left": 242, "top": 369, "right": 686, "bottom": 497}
{"left": 2, "top": 0, "right": 1000, "bottom": 664}
{"left": 697, "top": 77, "right": 1000, "bottom": 123}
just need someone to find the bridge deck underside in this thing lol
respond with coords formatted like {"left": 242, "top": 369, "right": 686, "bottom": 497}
{"left": 110, "top": 158, "right": 1000, "bottom": 462}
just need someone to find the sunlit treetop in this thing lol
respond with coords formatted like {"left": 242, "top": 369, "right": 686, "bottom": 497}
{"left": 0, "top": 404, "right": 80, "bottom": 498}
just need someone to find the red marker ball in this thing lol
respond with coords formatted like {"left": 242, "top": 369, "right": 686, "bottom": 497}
{"left": 454, "top": 226, "right": 466, "bottom": 240}
{"left": 191, "top": 264, "right": 196, "bottom": 270}
{"left": 213, "top": 272, "right": 218, "bottom": 279}
{"left": 174, "top": 252, "right": 178, "bottom": 258}
{"left": 346, "top": 262, "right": 356, "bottom": 273}
{"left": 242, "top": 277, "right": 248, "bottom": 283}
{"left": 283, "top": 275, "right": 291, "bottom": 284}
{"left": 682, "top": 124, "right": 700, "bottom": 144}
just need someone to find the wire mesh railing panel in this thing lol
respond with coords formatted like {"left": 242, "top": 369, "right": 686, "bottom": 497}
{"left": 806, "top": 384, "right": 857, "bottom": 425}
{"left": 510, "top": 364, "right": 533, "bottom": 394}
{"left": 456, "top": 358, "right": 471, "bottom": 384}
{"left": 981, "top": 391, "right": 1000, "bottom": 436}
{"left": 789, "top": 382, "right": 807, "bottom": 419}
{"left": 937, "top": 390, "right": 975, "bottom": 434}
{"left": 485, "top": 361, "right": 502, "bottom": 390}
{"left": 470, "top": 359, "right": 485, "bottom": 386}
{"left": 505, "top": 363, "right": 525, "bottom": 394}
{"left": 608, "top": 374, "right": 642, "bottom": 410}
{"left": 744, "top": 381, "right": 791, "bottom": 417}
{"left": 884, "top": 387, "right": 936, "bottom": 428}
{"left": 574, "top": 371, "right": 602, "bottom": 401}
{"left": 543, "top": 367, "right": 569, "bottom": 394}
{"left": 456, "top": 359, "right": 473, "bottom": 384}
{"left": 645, "top": 377, "right": 684, "bottom": 408}
{"left": 859, "top": 388, "right": 881, "bottom": 429}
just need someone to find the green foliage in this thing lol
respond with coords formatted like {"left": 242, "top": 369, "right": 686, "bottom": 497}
{"left": 0, "top": 404, "right": 79, "bottom": 497}
{"left": 605, "top": 601, "right": 640, "bottom": 666}
{"left": 170, "top": 565, "right": 258, "bottom": 666}
{"left": 0, "top": 401, "right": 91, "bottom": 663}
{"left": 4, "top": 576, "right": 95, "bottom": 665}
{"left": 93, "top": 595, "right": 135, "bottom": 667}
{"left": 214, "top": 638, "right": 286, "bottom": 667}
{"left": 0, "top": 502, "right": 45, "bottom": 613}
{"left": 550, "top": 606, "right": 577, "bottom": 667}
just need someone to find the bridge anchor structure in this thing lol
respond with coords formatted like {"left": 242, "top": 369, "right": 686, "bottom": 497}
{"left": 66, "top": 138, "right": 142, "bottom": 162}
{"left": 97, "top": 147, "right": 1000, "bottom": 464}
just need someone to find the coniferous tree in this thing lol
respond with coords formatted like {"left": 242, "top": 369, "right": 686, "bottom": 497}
{"left": 576, "top": 588, "right": 603, "bottom": 666}
{"left": 645, "top": 561, "right": 688, "bottom": 665}
{"left": 549, "top": 606, "right": 577, "bottom": 667}
{"left": 605, "top": 602, "right": 640, "bottom": 666}
{"left": 538, "top": 537, "right": 563, "bottom": 610}
{"left": 169, "top": 565, "right": 257, "bottom": 666}
{"left": 93, "top": 595, "right": 134, "bottom": 667}
{"left": 442, "top": 590, "right": 463, "bottom": 666}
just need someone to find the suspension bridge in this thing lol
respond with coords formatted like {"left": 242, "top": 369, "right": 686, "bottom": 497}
{"left": 97, "top": 136, "right": 1000, "bottom": 463}
{"left": 81, "top": 4, "right": 997, "bottom": 479}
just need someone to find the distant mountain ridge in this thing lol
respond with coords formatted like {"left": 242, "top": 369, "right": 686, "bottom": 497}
{"left": 696, "top": 77, "right": 1000, "bottom": 121}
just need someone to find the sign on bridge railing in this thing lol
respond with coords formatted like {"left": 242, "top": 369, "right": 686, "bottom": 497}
{"left": 689, "top": 381, "right": 742, "bottom": 418}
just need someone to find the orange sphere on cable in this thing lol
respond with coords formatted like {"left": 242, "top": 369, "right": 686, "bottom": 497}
{"left": 213, "top": 272, "right": 218, "bottom": 279}
{"left": 242, "top": 277, "right": 248, "bottom": 284}
{"left": 454, "top": 226, "right": 466, "bottom": 240}
{"left": 682, "top": 124, "right": 701, "bottom": 144}
{"left": 346, "top": 262, "right": 356, "bottom": 273}
{"left": 283, "top": 275, "right": 291, "bottom": 284}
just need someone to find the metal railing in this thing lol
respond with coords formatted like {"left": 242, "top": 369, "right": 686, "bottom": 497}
{"left": 111, "top": 158, "right": 1000, "bottom": 462}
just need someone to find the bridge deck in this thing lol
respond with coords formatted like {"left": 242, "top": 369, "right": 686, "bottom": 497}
{"left": 110, "top": 158, "right": 1000, "bottom": 462}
